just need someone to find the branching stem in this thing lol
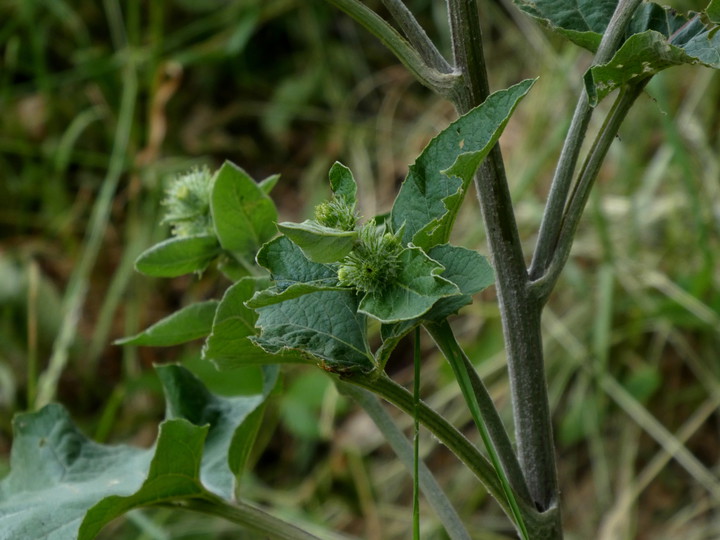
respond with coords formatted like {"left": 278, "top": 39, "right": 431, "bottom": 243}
{"left": 530, "top": 0, "right": 645, "bottom": 282}
{"left": 324, "top": 0, "right": 459, "bottom": 96}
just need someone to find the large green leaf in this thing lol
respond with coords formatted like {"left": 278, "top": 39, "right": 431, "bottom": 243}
{"left": 203, "top": 278, "right": 307, "bottom": 369}
{"left": 115, "top": 300, "right": 219, "bottom": 346}
{"left": 155, "top": 364, "right": 276, "bottom": 498}
{"left": 390, "top": 79, "right": 535, "bottom": 250}
{"left": 210, "top": 161, "right": 278, "bottom": 262}
{"left": 514, "top": 1, "right": 720, "bottom": 104}
{"left": 135, "top": 235, "right": 221, "bottom": 277}
{"left": 0, "top": 364, "right": 275, "bottom": 539}
{"left": 358, "top": 247, "right": 460, "bottom": 324}
{"left": 253, "top": 290, "right": 374, "bottom": 372}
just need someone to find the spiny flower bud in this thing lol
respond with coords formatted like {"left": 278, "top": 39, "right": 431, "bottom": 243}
{"left": 161, "top": 166, "right": 214, "bottom": 237}
{"left": 337, "top": 222, "right": 402, "bottom": 294}
{"left": 313, "top": 197, "right": 357, "bottom": 231}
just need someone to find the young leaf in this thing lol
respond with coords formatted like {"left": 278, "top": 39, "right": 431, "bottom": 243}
{"left": 203, "top": 278, "right": 307, "bottom": 369}
{"left": 210, "top": 161, "right": 278, "bottom": 262}
{"left": 115, "top": 300, "right": 219, "bottom": 346}
{"left": 328, "top": 161, "right": 357, "bottom": 205}
{"left": 374, "top": 245, "right": 494, "bottom": 366}
{"left": 258, "top": 173, "right": 281, "bottom": 195}
{"left": 391, "top": 79, "right": 535, "bottom": 250}
{"left": 277, "top": 220, "right": 358, "bottom": 263}
{"left": 256, "top": 236, "right": 338, "bottom": 291}
{"left": 358, "top": 246, "right": 460, "bottom": 323}
{"left": 135, "top": 235, "right": 221, "bottom": 277}
{"left": 253, "top": 290, "right": 374, "bottom": 372}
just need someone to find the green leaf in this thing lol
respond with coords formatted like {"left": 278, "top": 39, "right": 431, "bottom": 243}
{"left": 422, "top": 244, "right": 495, "bottom": 321}
{"left": 0, "top": 404, "right": 151, "bottom": 540}
{"left": 253, "top": 290, "right": 374, "bottom": 372}
{"left": 258, "top": 173, "right": 280, "bottom": 195}
{"left": 115, "top": 300, "right": 219, "bottom": 346}
{"left": 203, "top": 278, "right": 307, "bottom": 369}
{"left": 514, "top": 1, "right": 720, "bottom": 104}
{"left": 277, "top": 220, "right": 358, "bottom": 263}
{"left": 0, "top": 364, "right": 277, "bottom": 539}
{"left": 135, "top": 235, "right": 221, "bottom": 277}
{"left": 390, "top": 79, "right": 535, "bottom": 250}
{"left": 256, "top": 236, "right": 338, "bottom": 291}
{"left": 358, "top": 247, "right": 460, "bottom": 324}
{"left": 374, "top": 245, "right": 494, "bottom": 366}
{"left": 79, "top": 419, "right": 210, "bottom": 539}
{"left": 328, "top": 161, "right": 357, "bottom": 205}
{"left": 210, "top": 161, "right": 278, "bottom": 262}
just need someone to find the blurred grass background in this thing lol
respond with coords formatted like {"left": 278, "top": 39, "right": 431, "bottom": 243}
{"left": 1, "top": 0, "right": 719, "bottom": 538}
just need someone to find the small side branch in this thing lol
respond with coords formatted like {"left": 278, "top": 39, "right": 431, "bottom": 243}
{"left": 529, "top": 0, "right": 645, "bottom": 284}
{"left": 380, "top": 0, "right": 453, "bottom": 73}
{"left": 324, "top": 0, "right": 459, "bottom": 97}
{"left": 532, "top": 82, "right": 648, "bottom": 302}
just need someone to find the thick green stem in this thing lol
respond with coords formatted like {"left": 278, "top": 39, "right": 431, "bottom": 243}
{"left": 339, "top": 383, "right": 472, "bottom": 540}
{"left": 346, "top": 371, "right": 507, "bottom": 511}
{"left": 426, "top": 320, "right": 531, "bottom": 539}
{"left": 447, "top": 0, "right": 559, "bottom": 517}
{"left": 344, "top": 371, "right": 560, "bottom": 537}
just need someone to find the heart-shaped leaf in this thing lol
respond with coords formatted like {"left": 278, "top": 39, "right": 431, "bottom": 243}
{"left": 0, "top": 364, "right": 276, "bottom": 540}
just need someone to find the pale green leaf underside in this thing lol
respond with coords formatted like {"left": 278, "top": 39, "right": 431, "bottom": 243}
{"left": 115, "top": 300, "right": 218, "bottom": 346}
{"left": 0, "top": 364, "right": 273, "bottom": 540}
{"left": 135, "top": 235, "right": 221, "bottom": 277}
{"left": 391, "top": 78, "right": 535, "bottom": 250}
{"left": 277, "top": 220, "right": 357, "bottom": 263}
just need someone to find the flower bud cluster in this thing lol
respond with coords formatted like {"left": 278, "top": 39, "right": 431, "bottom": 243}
{"left": 337, "top": 223, "right": 402, "bottom": 294}
{"left": 161, "top": 166, "right": 214, "bottom": 237}
{"left": 314, "top": 197, "right": 357, "bottom": 231}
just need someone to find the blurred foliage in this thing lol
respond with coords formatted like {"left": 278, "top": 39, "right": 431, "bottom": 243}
{"left": 1, "top": 0, "right": 719, "bottom": 538}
